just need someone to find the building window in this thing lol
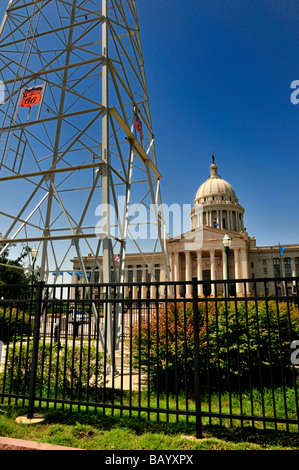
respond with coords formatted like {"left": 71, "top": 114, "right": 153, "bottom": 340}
{"left": 263, "top": 268, "right": 267, "bottom": 275}
{"left": 295, "top": 258, "right": 299, "bottom": 276}
{"left": 284, "top": 258, "right": 292, "bottom": 277}
{"left": 137, "top": 265, "right": 142, "bottom": 283}
{"left": 273, "top": 258, "right": 281, "bottom": 278}
{"left": 250, "top": 262, "right": 254, "bottom": 268}
{"left": 128, "top": 265, "right": 133, "bottom": 283}
{"left": 263, "top": 259, "right": 267, "bottom": 266}
{"left": 155, "top": 264, "right": 160, "bottom": 282}
{"left": 146, "top": 268, "right": 151, "bottom": 282}
{"left": 94, "top": 269, "right": 99, "bottom": 283}
{"left": 276, "top": 286, "right": 282, "bottom": 297}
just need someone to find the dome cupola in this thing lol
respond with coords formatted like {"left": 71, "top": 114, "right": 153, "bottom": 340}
{"left": 191, "top": 156, "right": 245, "bottom": 233}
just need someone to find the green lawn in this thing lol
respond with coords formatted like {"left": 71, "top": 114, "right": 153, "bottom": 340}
{"left": 1, "top": 390, "right": 299, "bottom": 451}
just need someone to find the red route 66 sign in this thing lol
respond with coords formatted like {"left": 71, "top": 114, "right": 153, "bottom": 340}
{"left": 20, "top": 86, "right": 43, "bottom": 108}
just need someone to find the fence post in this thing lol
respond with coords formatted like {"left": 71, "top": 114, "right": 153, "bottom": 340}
{"left": 192, "top": 276, "right": 202, "bottom": 439}
{"left": 27, "top": 281, "right": 44, "bottom": 420}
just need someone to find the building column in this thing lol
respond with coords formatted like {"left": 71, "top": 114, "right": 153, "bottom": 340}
{"left": 240, "top": 248, "right": 248, "bottom": 278}
{"left": 185, "top": 251, "right": 192, "bottom": 297}
{"left": 291, "top": 257, "right": 296, "bottom": 277}
{"left": 280, "top": 256, "right": 285, "bottom": 277}
{"left": 222, "top": 250, "right": 229, "bottom": 296}
{"left": 240, "top": 248, "right": 249, "bottom": 294}
{"left": 131, "top": 266, "right": 136, "bottom": 299}
{"left": 197, "top": 251, "right": 203, "bottom": 296}
{"left": 136, "top": 265, "right": 142, "bottom": 298}
{"left": 210, "top": 250, "right": 215, "bottom": 296}
{"left": 237, "top": 213, "right": 240, "bottom": 232}
{"left": 230, "top": 212, "right": 233, "bottom": 231}
{"left": 234, "top": 248, "right": 242, "bottom": 295}
{"left": 169, "top": 253, "right": 174, "bottom": 282}
{"left": 173, "top": 252, "right": 179, "bottom": 282}
{"left": 142, "top": 265, "right": 147, "bottom": 299}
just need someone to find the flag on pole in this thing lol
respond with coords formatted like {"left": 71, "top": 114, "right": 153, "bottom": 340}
{"left": 114, "top": 254, "right": 120, "bottom": 262}
{"left": 20, "top": 86, "right": 44, "bottom": 108}
{"left": 135, "top": 113, "right": 143, "bottom": 138}
{"left": 280, "top": 246, "right": 285, "bottom": 256}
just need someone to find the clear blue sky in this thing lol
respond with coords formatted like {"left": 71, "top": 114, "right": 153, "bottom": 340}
{"left": 1, "top": 1, "right": 298, "bottom": 251}
{"left": 137, "top": 0, "right": 299, "bottom": 247}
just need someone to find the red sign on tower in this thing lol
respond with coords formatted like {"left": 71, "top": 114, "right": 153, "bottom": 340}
{"left": 20, "top": 86, "right": 44, "bottom": 108}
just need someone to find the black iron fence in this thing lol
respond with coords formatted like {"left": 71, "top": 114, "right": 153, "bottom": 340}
{"left": 0, "top": 276, "right": 299, "bottom": 437}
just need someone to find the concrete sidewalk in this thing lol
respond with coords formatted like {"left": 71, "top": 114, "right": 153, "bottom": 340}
{"left": 0, "top": 436, "right": 84, "bottom": 450}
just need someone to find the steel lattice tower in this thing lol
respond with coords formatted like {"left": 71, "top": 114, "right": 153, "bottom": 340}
{"left": 0, "top": 0, "right": 171, "bottom": 351}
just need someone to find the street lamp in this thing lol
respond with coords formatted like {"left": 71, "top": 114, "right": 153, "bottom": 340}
{"left": 29, "top": 246, "right": 39, "bottom": 306}
{"left": 222, "top": 234, "right": 231, "bottom": 297}
{"left": 31, "top": 246, "right": 38, "bottom": 284}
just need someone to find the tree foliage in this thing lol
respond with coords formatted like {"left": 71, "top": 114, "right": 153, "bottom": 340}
{"left": 0, "top": 307, "right": 31, "bottom": 343}
{"left": 0, "top": 244, "right": 35, "bottom": 285}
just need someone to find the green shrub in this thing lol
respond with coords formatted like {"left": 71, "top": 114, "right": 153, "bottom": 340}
{"left": 131, "top": 299, "right": 299, "bottom": 393}
{"left": 200, "top": 299, "right": 299, "bottom": 389}
{"left": 1, "top": 340, "right": 106, "bottom": 401}
{"left": 131, "top": 301, "right": 195, "bottom": 393}
{"left": 0, "top": 307, "right": 31, "bottom": 343}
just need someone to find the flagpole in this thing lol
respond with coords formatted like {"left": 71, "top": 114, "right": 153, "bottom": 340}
{"left": 278, "top": 242, "right": 285, "bottom": 296}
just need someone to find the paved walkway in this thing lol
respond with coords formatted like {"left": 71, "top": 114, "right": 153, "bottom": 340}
{"left": 104, "top": 349, "right": 147, "bottom": 390}
{"left": 0, "top": 436, "right": 83, "bottom": 450}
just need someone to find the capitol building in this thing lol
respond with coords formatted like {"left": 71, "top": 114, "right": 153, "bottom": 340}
{"left": 72, "top": 157, "right": 299, "bottom": 297}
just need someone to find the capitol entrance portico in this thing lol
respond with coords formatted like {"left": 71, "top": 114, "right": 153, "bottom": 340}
{"left": 168, "top": 228, "right": 250, "bottom": 297}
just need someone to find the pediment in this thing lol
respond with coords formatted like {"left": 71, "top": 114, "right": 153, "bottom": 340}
{"left": 167, "top": 225, "right": 248, "bottom": 252}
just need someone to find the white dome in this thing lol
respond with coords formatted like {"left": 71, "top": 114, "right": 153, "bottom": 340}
{"left": 195, "top": 162, "right": 238, "bottom": 204}
{"left": 191, "top": 158, "right": 245, "bottom": 233}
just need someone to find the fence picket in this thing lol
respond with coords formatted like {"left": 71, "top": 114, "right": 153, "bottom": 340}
{"left": 27, "top": 281, "right": 44, "bottom": 419}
